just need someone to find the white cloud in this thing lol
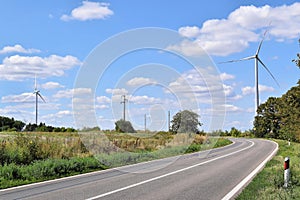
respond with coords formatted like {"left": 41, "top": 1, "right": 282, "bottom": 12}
{"left": 54, "top": 88, "right": 92, "bottom": 99}
{"left": 241, "top": 86, "right": 253, "bottom": 95}
{"left": 167, "top": 69, "right": 237, "bottom": 99}
{"left": 241, "top": 84, "right": 275, "bottom": 95}
{"left": 220, "top": 72, "right": 235, "bottom": 81}
{"left": 0, "top": 44, "right": 41, "bottom": 54}
{"left": 41, "top": 82, "right": 64, "bottom": 90}
{"left": 95, "top": 104, "right": 109, "bottom": 109}
{"left": 126, "top": 77, "right": 157, "bottom": 87}
{"left": 166, "top": 40, "right": 206, "bottom": 57}
{"left": 0, "top": 54, "right": 81, "bottom": 81}
{"left": 179, "top": 26, "right": 201, "bottom": 38}
{"left": 2, "top": 92, "right": 35, "bottom": 103}
{"left": 57, "top": 110, "right": 72, "bottom": 117}
{"left": 224, "top": 104, "right": 242, "bottom": 112}
{"left": 174, "top": 3, "right": 300, "bottom": 56}
{"left": 61, "top": 1, "right": 113, "bottom": 21}
{"left": 105, "top": 88, "right": 128, "bottom": 95}
{"left": 96, "top": 96, "right": 111, "bottom": 104}
{"left": 129, "top": 95, "right": 161, "bottom": 105}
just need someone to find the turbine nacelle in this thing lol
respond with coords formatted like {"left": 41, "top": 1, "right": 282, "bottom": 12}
{"left": 219, "top": 29, "right": 279, "bottom": 114}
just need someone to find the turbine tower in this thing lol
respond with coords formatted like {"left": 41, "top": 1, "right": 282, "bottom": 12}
{"left": 220, "top": 30, "right": 279, "bottom": 114}
{"left": 33, "top": 75, "right": 46, "bottom": 125}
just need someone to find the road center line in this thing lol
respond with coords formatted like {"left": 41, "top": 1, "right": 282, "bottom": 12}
{"left": 86, "top": 140, "right": 255, "bottom": 200}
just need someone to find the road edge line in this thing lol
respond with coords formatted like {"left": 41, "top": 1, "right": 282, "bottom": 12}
{"left": 221, "top": 139, "right": 279, "bottom": 200}
{"left": 0, "top": 137, "right": 235, "bottom": 192}
{"left": 85, "top": 140, "right": 254, "bottom": 200}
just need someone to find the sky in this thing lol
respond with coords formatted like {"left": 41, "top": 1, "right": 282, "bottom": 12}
{"left": 0, "top": 0, "right": 300, "bottom": 131}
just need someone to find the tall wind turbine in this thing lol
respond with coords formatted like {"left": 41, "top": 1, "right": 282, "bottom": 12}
{"left": 33, "top": 75, "right": 46, "bottom": 125}
{"left": 220, "top": 30, "right": 279, "bottom": 114}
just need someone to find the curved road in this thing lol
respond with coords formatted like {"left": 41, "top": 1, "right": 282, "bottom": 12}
{"left": 0, "top": 138, "right": 278, "bottom": 200}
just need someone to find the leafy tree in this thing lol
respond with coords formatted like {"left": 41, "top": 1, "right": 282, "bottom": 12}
{"left": 171, "top": 110, "right": 202, "bottom": 133}
{"left": 0, "top": 116, "right": 25, "bottom": 131}
{"left": 229, "top": 127, "right": 241, "bottom": 137}
{"left": 279, "top": 81, "right": 300, "bottom": 141}
{"left": 254, "top": 82, "right": 300, "bottom": 141}
{"left": 254, "top": 97, "right": 282, "bottom": 138}
{"left": 115, "top": 120, "right": 136, "bottom": 133}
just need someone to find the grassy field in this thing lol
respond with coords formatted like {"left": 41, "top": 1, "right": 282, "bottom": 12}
{"left": 0, "top": 131, "right": 231, "bottom": 189}
{"left": 237, "top": 139, "right": 300, "bottom": 200}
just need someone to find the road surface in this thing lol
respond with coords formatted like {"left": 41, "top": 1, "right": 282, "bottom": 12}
{"left": 0, "top": 138, "right": 278, "bottom": 200}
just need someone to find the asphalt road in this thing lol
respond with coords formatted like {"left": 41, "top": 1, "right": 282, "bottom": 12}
{"left": 0, "top": 138, "right": 278, "bottom": 200}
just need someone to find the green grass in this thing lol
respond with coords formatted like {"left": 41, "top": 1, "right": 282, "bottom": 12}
{"left": 237, "top": 139, "right": 300, "bottom": 200}
{"left": 0, "top": 157, "right": 107, "bottom": 189}
{"left": 0, "top": 132, "right": 231, "bottom": 189}
{"left": 95, "top": 137, "right": 232, "bottom": 168}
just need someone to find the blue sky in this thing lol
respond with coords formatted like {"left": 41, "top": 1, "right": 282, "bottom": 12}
{"left": 0, "top": 1, "right": 300, "bottom": 131}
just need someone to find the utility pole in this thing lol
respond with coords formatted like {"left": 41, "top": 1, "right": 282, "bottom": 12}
{"left": 120, "top": 95, "right": 128, "bottom": 121}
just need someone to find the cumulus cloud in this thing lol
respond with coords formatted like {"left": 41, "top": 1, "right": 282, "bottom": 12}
{"left": 220, "top": 72, "right": 235, "bottom": 81}
{"left": 105, "top": 88, "right": 128, "bottom": 95}
{"left": 174, "top": 3, "right": 300, "bottom": 56}
{"left": 241, "top": 84, "right": 275, "bottom": 95}
{"left": 223, "top": 104, "right": 243, "bottom": 112}
{"left": 57, "top": 110, "right": 72, "bottom": 117}
{"left": 41, "top": 82, "right": 64, "bottom": 90}
{"left": 0, "top": 44, "right": 41, "bottom": 54}
{"left": 179, "top": 26, "right": 201, "bottom": 38}
{"left": 129, "top": 95, "right": 161, "bottom": 105}
{"left": 54, "top": 88, "right": 92, "bottom": 99}
{"left": 166, "top": 40, "right": 207, "bottom": 57}
{"left": 167, "top": 69, "right": 239, "bottom": 101}
{"left": 96, "top": 96, "right": 111, "bottom": 104}
{"left": 126, "top": 77, "right": 157, "bottom": 87}
{"left": 61, "top": 1, "right": 113, "bottom": 21}
{"left": 2, "top": 92, "right": 35, "bottom": 103}
{"left": 0, "top": 54, "right": 81, "bottom": 81}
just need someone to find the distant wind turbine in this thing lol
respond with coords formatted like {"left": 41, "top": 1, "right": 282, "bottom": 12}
{"left": 33, "top": 75, "right": 46, "bottom": 124}
{"left": 220, "top": 30, "right": 279, "bottom": 114}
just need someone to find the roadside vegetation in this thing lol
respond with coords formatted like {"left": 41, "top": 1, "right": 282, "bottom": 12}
{"left": 0, "top": 130, "right": 231, "bottom": 189}
{"left": 237, "top": 139, "right": 300, "bottom": 199}
{"left": 238, "top": 44, "right": 300, "bottom": 199}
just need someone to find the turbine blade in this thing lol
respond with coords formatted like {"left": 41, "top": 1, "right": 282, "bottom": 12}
{"left": 257, "top": 57, "right": 280, "bottom": 87}
{"left": 21, "top": 93, "right": 35, "bottom": 102}
{"left": 37, "top": 92, "right": 46, "bottom": 103}
{"left": 219, "top": 56, "right": 255, "bottom": 64}
{"left": 256, "top": 29, "right": 268, "bottom": 55}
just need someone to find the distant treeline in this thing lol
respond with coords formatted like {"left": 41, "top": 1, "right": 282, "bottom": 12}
{"left": 0, "top": 116, "right": 76, "bottom": 132}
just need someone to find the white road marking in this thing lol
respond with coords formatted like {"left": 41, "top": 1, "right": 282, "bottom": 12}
{"left": 0, "top": 139, "right": 235, "bottom": 193}
{"left": 221, "top": 140, "right": 278, "bottom": 200}
{"left": 86, "top": 140, "right": 254, "bottom": 200}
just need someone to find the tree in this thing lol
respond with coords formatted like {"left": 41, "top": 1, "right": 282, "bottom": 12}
{"left": 253, "top": 82, "right": 300, "bottom": 141}
{"left": 279, "top": 81, "right": 300, "bottom": 141}
{"left": 170, "top": 110, "right": 202, "bottom": 133}
{"left": 254, "top": 97, "right": 282, "bottom": 138}
{"left": 0, "top": 116, "right": 25, "bottom": 131}
{"left": 229, "top": 127, "right": 241, "bottom": 137}
{"left": 115, "top": 120, "right": 136, "bottom": 133}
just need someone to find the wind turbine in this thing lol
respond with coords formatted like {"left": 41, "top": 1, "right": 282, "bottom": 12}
{"left": 33, "top": 75, "right": 46, "bottom": 125}
{"left": 220, "top": 30, "right": 279, "bottom": 114}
